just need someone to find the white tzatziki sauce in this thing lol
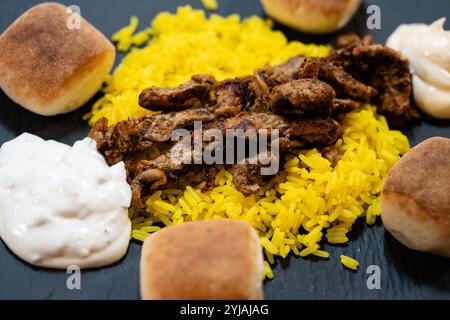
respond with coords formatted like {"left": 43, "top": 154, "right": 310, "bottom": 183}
{"left": 387, "top": 18, "right": 450, "bottom": 119}
{"left": 0, "top": 133, "right": 131, "bottom": 269}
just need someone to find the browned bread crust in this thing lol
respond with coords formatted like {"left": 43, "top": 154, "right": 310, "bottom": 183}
{"left": 381, "top": 137, "right": 450, "bottom": 257}
{"left": 278, "top": 0, "right": 354, "bottom": 15}
{"left": 261, "top": 0, "right": 362, "bottom": 34}
{"left": 0, "top": 2, "right": 115, "bottom": 115}
{"left": 383, "top": 137, "right": 450, "bottom": 220}
{"left": 140, "top": 219, "right": 264, "bottom": 300}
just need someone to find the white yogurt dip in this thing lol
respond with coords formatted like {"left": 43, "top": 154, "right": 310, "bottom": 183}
{"left": 387, "top": 18, "right": 450, "bottom": 119}
{"left": 0, "top": 133, "right": 131, "bottom": 269}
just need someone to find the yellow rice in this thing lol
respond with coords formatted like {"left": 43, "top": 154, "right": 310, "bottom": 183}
{"left": 88, "top": 6, "right": 410, "bottom": 278}
{"left": 201, "top": 0, "right": 219, "bottom": 11}
{"left": 340, "top": 255, "right": 360, "bottom": 270}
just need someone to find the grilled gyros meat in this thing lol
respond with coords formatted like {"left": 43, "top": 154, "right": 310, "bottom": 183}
{"left": 328, "top": 35, "right": 418, "bottom": 126}
{"left": 270, "top": 79, "right": 335, "bottom": 117}
{"left": 89, "top": 107, "right": 215, "bottom": 166}
{"left": 213, "top": 78, "right": 249, "bottom": 118}
{"left": 256, "top": 56, "right": 306, "bottom": 88}
{"left": 139, "top": 74, "right": 217, "bottom": 112}
{"left": 91, "top": 36, "right": 415, "bottom": 208}
{"left": 299, "top": 57, "right": 378, "bottom": 101}
{"left": 129, "top": 112, "right": 343, "bottom": 206}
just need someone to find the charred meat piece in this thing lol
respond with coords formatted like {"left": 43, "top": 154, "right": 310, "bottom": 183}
{"left": 130, "top": 113, "right": 285, "bottom": 204}
{"left": 214, "top": 74, "right": 273, "bottom": 116}
{"left": 136, "top": 113, "right": 289, "bottom": 181}
{"left": 336, "top": 33, "right": 374, "bottom": 48}
{"left": 136, "top": 147, "right": 189, "bottom": 179}
{"left": 245, "top": 56, "right": 306, "bottom": 112}
{"left": 139, "top": 74, "right": 216, "bottom": 112}
{"left": 120, "top": 112, "right": 343, "bottom": 205}
{"left": 299, "top": 57, "right": 377, "bottom": 101}
{"left": 245, "top": 74, "right": 272, "bottom": 113}
{"left": 213, "top": 78, "right": 248, "bottom": 118}
{"left": 205, "top": 112, "right": 289, "bottom": 134}
{"left": 131, "top": 169, "right": 167, "bottom": 209}
{"left": 270, "top": 79, "right": 335, "bottom": 117}
{"left": 256, "top": 56, "right": 305, "bottom": 88}
{"left": 328, "top": 40, "right": 417, "bottom": 126}
{"left": 321, "top": 146, "right": 341, "bottom": 167}
{"left": 138, "top": 113, "right": 342, "bottom": 181}
{"left": 130, "top": 149, "right": 189, "bottom": 209}
{"left": 89, "top": 117, "right": 150, "bottom": 166}
{"left": 89, "top": 108, "right": 215, "bottom": 166}
{"left": 332, "top": 98, "right": 362, "bottom": 116}
{"left": 287, "top": 118, "right": 343, "bottom": 146}
{"left": 231, "top": 160, "right": 263, "bottom": 196}
{"left": 138, "top": 108, "right": 215, "bottom": 142}
{"left": 202, "top": 166, "right": 220, "bottom": 192}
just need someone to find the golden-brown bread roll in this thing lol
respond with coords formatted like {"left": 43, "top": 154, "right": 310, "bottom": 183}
{"left": 381, "top": 137, "right": 450, "bottom": 257}
{"left": 0, "top": 2, "right": 115, "bottom": 116}
{"left": 261, "top": 0, "right": 362, "bottom": 34}
{"left": 140, "top": 219, "right": 264, "bottom": 300}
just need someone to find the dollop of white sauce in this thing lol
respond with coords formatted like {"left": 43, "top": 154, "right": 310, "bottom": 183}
{"left": 0, "top": 133, "right": 132, "bottom": 269}
{"left": 387, "top": 18, "right": 450, "bottom": 119}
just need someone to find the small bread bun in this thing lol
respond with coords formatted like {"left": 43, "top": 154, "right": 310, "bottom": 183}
{"left": 381, "top": 137, "right": 450, "bottom": 257}
{"left": 261, "top": 0, "right": 362, "bottom": 34}
{"left": 140, "top": 219, "right": 264, "bottom": 300}
{"left": 0, "top": 3, "right": 115, "bottom": 116}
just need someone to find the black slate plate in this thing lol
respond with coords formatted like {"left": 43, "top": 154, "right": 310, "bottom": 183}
{"left": 0, "top": 0, "right": 449, "bottom": 300}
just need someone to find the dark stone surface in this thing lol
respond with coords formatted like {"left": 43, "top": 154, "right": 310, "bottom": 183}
{"left": 0, "top": 0, "right": 449, "bottom": 300}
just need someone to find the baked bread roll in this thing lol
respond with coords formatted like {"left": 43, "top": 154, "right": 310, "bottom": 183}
{"left": 0, "top": 3, "right": 115, "bottom": 116}
{"left": 140, "top": 219, "right": 264, "bottom": 300}
{"left": 381, "top": 137, "right": 450, "bottom": 257}
{"left": 261, "top": 0, "right": 362, "bottom": 34}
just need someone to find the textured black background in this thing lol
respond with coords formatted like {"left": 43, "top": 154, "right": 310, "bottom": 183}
{"left": 0, "top": 0, "right": 449, "bottom": 300}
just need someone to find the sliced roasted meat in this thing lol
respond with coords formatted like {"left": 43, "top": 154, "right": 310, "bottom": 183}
{"left": 139, "top": 74, "right": 216, "bottom": 112}
{"left": 135, "top": 113, "right": 342, "bottom": 180}
{"left": 131, "top": 169, "right": 167, "bottom": 209}
{"left": 133, "top": 112, "right": 289, "bottom": 183}
{"left": 256, "top": 56, "right": 305, "bottom": 88}
{"left": 135, "top": 147, "right": 189, "bottom": 179}
{"left": 92, "top": 38, "right": 416, "bottom": 209}
{"left": 332, "top": 98, "right": 362, "bottom": 116}
{"left": 89, "top": 108, "right": 215, "bottom": 166}
{"left": 205, "top": 112, "right": 289, "bottom": 134}
{"left": 121, "top": 113, "right": 343, "bottom": 205}
{"left": 320, "top": 146, "right": 341, "bottom": 167}
{"left": 288, "top": 118, "right": 343, "bottom": 146}
{"left": 231, "top": 160, "right": 263, "bottom": 196}
{"left": 202, "top": 166, "right": 220, "bottom": 192}
{"left": 245, "top": 74, "right": 272, "bottom": 113}
{"left": 299, "top": 57, "right": 377, "bottom": 101}
{"left": 270, "top": 79, "right": 335, "bottom": 117}
{"left": 213, "top": 78, "right": 248, "bottom": 118}
{"left": 328, "top": 39, "right": 418, "bottom": 126}
{"left": 336, "top": 33, "right": 374, "bottom": 48}
{"left": 215, "top": 57, "right": 308, "bottom": 115}
{"left": 138, "top": 108, "right": 215, "bottom": 142}
{"left": 89, "top": 117, "right": 150, "bottom": 166}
